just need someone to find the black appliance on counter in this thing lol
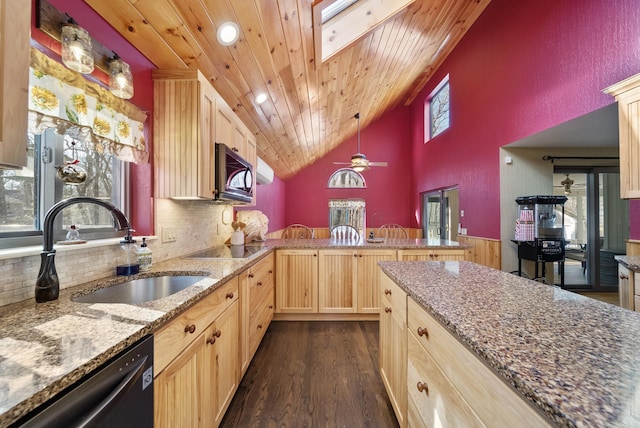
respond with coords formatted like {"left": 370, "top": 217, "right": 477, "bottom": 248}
{"left": 513, "top": 195, "right": 568, "bottom": 286}
{"left": 13, "top": 335, "right": 154, "bottom": 428}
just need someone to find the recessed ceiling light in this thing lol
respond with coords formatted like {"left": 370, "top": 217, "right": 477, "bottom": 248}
{"left": 217, "top": 21, "right": 239, "bottom": 46}
{"left": 255, "top": 93, "right": 268, "bottom": 104}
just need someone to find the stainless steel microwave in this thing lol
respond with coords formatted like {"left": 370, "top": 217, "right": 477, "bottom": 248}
{"left": 214, "top": 143, "right": 253, "bottom": 204}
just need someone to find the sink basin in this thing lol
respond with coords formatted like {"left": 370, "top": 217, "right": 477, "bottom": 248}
{"left": 72, "top": 275, "right": 210, "bottom": 304}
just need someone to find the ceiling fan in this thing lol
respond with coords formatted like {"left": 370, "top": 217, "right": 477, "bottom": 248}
{"left": 333, "top": 113, "right": 388, "bottom": 172}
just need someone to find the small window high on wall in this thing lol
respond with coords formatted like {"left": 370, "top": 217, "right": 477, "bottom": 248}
{"left": 425, "top": 74, "right": 450, "bottom": 142}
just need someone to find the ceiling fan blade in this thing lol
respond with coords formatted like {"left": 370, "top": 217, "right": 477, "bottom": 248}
{"left": 368, "top": 161, "right": 388, "bottom": 167}
{"left": 333, "top": 161, "right": 353, "bottom": 165}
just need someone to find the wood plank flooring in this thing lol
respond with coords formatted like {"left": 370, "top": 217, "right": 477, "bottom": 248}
{"left": 220, "top": 321, "right": 399, "bottom": 428}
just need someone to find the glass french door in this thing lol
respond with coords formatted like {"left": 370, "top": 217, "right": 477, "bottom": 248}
{"left": 554, "top": 168, "right": 628, "bottom": 290}
{"left": 422, "top": 188, "right": 458, "bottom": 241}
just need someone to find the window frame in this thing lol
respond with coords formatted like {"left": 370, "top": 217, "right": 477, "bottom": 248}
{"left": 425, "top": 74, "right": 450, "bottom": 142}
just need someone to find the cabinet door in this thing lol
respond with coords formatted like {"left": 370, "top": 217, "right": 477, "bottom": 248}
{"left": 154, "top": 335, "right": 206, "bottom": 427}
{"left": 357, "top": 249, "right": 397, "bottom": 313}
{"left": 318, "top": 249, "right": 357, "bottom": 313}
{"left": 0, "top": 0, "right": 30, "bottom": 168}
{"left": 275, "top": 249, "right": 318, "bottom": 313}
{"left": 204, "top": 300, "right": 240, "bottom": 427}
{"left": 216, "top": 103, "right": 234, "bottom": 148}
{"left": 199, "top": 80, "right": 217, "bottom": 197}
{"left": 379, "top": 273, "right": 407, "bottom": 426}
{"left": 619, "top": 264, "right": 633, "bottom": 310}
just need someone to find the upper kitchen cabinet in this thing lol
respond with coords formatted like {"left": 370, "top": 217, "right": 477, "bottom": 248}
{"left": 605, "top": 74, "right": 640, "bottom": 199}
{"left": 154, "top": 69, "right": 217, "bottom": 199}
{"left": 0, "top": 0, "right": 30, "bottom": 168}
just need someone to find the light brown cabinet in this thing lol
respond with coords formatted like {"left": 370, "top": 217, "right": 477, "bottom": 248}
{"left": 276, "top": 249, "right": 318, "bottom": 313}
{"left": 605, "top": 74, "right": 640, "bottom": 198}
{"left": 379, "top": 272, "right": 407, "bottom": 427}
{"left": 153, "top": 69, "right": 217, "bottom": 199}
{"left": 0, "top": 0, "right": 30, "bottom": 168}
{"left": 154, "top": 278, "right": 239, "bottom": 428}
{"left": 240, "top": 253, "right": 275, "bottom": 374}
{"left": 397, "top": 248, "right": 465, "bottom": 261}
{"left": 406, "top": 297, "right": 551, "bottom": 427}
{"left": 618, "top": 264, "right": 634, "bottom": 310}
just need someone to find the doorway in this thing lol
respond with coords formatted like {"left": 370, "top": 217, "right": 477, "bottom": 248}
{"left": 422, "top": 187, "right": 459, "bottom": 241}
{"left": 553, "top": 169, "right": 628, "bottom": 290}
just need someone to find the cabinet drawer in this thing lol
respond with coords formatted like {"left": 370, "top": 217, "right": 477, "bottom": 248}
{"left": 380, "top": 273, "right": 406, "bottom": 325}
{"left": 407, "top": 332, "right": 484, "bottom": 427}
{"left": 407, "top": 298, "right": 551, "bottom": 427}
{"left": 154, "top": 278, "right": 239, "bottom": 375}
{"left": 249, "top": 289, "right": 274, "bottom": 356}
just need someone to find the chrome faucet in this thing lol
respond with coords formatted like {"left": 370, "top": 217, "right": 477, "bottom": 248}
{"left": 36, "top": 197, "right": 132, "bottom": 303}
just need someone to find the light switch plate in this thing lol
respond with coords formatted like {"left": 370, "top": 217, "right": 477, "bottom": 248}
{"left": 162, "top": 227, "right": 177, "bottom": 243}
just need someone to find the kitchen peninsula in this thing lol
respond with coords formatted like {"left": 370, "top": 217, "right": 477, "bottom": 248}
{"left": 379, "top": 260, "right": 640, "bottom": 427}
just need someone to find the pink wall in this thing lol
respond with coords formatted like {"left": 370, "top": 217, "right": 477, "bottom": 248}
{"left": 236, "top": 175, "right": 287, "bottom": 233}
{"left": 284, "top": 105, "right": 412, "bottom": 229}
{"left": 409, "top": 0, "right": 640, "bottom": 239}
{"left": 32, "top": 0, "right": 156, "bottom": 235}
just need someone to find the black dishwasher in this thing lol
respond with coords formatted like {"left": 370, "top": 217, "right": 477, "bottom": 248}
{"left": 13, "top": 335, "right": 154, "bottom": 428}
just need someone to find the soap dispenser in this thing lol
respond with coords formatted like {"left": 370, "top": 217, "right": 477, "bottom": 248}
{"left": 117, "top": 229, "right": 139, "bottom": 276}
{"left": 136, "top": 237, "right": 153, "bottom": 272}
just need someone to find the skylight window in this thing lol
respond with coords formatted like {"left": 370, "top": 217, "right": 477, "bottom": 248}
{"left": 313, "top": 0, "right": 415, "bottom": 64}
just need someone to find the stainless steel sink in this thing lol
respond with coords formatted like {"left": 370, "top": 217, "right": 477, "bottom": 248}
{"left": 72, "top": 275, "right": 209, "bottom": 304}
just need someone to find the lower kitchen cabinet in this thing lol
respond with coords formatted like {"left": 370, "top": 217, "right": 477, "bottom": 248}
{"left": 154, "top": 278, "right": 239, "bottom": 428}
{"left": 276, "top": 249, "right": 318, "bottom": 313}
{"left": 618, "top": 263, "right": 634, "bottom": 310}
{"left": 357, "top": 249, "right": 397, "bottom": 313}
{"left": 406, "top": 297, "right": 551, "bottom": 427}
{"left": 318, "top": 249, "right": 358, "bottom": 313}
{"left": 397, "top": 248, "right": 465, "bottom": 261}
{"left": 240, "top": 253, "right": 275, "bottom": 374}
{"left": 379, "top": 272, "right": 407, "bottom": 427}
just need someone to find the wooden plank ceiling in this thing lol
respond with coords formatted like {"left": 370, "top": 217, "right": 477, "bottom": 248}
{"left": 85, "top": 0, "right": 491, "bottom": 179}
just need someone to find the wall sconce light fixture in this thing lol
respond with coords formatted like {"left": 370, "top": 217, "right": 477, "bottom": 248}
{"left": 61, "top": 20, "right": 94, "bottom": 74}
{"left": 109, "top": 54, "right": 134, "bottom": 99}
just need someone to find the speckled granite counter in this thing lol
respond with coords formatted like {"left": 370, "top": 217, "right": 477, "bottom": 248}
{"left": 0, "top": 238, "right": 461, "bottom": 426}
{"left": 379, "top": 260, "right": 640, "bottom": 428}
{"left": 616, "top": 255, "right": 640, "bottom": 271}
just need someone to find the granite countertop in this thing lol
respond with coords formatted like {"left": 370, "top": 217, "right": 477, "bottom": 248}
{"left": 0, "top": 238, "right": 459, "bottom": 426}
{"left": 616, "top": 255, "right": 640, "bottom": 271}
{"left": 379, "top": 260, "right": 640, "bottom": 428}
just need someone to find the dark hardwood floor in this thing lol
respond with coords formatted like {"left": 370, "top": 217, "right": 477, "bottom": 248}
{"left": 220, "top": 321, "right": 399, "bottom": 428}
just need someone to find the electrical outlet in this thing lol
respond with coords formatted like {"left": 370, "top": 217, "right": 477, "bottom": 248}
{"left": 162, "top": 227, "right": 177, "bottom": 243}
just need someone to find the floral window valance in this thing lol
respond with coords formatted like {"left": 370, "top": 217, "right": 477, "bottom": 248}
{"left": 28, "top": 48, "right": 148, "bottom": 164}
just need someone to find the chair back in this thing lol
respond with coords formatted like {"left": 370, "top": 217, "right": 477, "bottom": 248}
{"left": 331, "top": 224, "right": 361, "bottom": 241}
{"left": 378, "top": 223, "right": 408, "bottom": 239}
{"left": 282, "top": 224, "right": 314, "bottom": 239}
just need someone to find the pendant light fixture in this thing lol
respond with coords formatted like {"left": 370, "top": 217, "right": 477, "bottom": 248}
{"left": 61, "top": 18, "right": 94, "bottom": 74}
{"left": 109, "top": 54, "right": 134, "bottom": 99}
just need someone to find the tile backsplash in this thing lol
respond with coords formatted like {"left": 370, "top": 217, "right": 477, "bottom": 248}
{"left": 0, "top": 199, "right": 234, "bottom": 308}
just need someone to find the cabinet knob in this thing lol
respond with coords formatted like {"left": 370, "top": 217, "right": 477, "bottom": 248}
{"left": 257, "top": 324, "right": 263, "bottom": 329}
{"left": 215, "top": 329, "right": 222, "bottom": 338}
{"left": 248, "top": 273, "right": 255, "bottom": 278}
{"left": 417, "top": 327, "right": 429, "bottom": 338}
{"left": 184, "top": 324, "right": 196, "bottom": 334}
{"left": 269, "top": 270, "right": 273, "bottom": 274}
{"left": 268, "top": 305, "right": 273, "bottom": 309}
{"left": 384, "top": 307, "right": 392, "bottom": 313}
{"left": 620, "top": 274, "right": 629, "bottom": 280}
{"left": 232, "top": 147, "right": 239, "bottom": 152}
{"left": 384, "top": 289, "right": 392, "bottom": 295}
{"left": 417, "top": 381, "right": 429, "bottom": 395}
{"left": 226, "top": 292, "right": 234, "bottom": 299}
{"left": 257, "top": 281, "right": 263, "bottom": 286}
{"left": 206, "top": 336, "right": 216, "bottom": 345}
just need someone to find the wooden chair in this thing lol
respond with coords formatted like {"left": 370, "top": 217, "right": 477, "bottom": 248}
{"left": 377, "top": 223, "right": 408, "bottom": 239}
{"left": 330, "top": 224, "right": 361, "bottom": 241}
{"left": 281, "top": 224, "right": 314, "bottom": 239}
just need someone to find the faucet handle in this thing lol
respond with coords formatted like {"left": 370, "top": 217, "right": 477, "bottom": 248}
{"left": 121, "top": 228, "right": 137, "bottom": 243}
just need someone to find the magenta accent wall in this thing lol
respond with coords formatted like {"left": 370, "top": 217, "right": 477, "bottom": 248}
{"left": 284, "top": 105, "right": 412, "bottom": 229}
{"left": 236, "top": 175, "right": 287, "bottom": 233}
{"left": 408, "top": 0, "right": 640, "bottom": 239}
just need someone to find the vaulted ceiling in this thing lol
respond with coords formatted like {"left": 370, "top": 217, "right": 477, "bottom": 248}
{"left": 86, "top": 0, "right": 491, "bottom": 179}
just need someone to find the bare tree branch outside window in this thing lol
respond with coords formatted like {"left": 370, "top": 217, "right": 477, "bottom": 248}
{"left": 430, "top": 80, "right": 450, "bottom": 138}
